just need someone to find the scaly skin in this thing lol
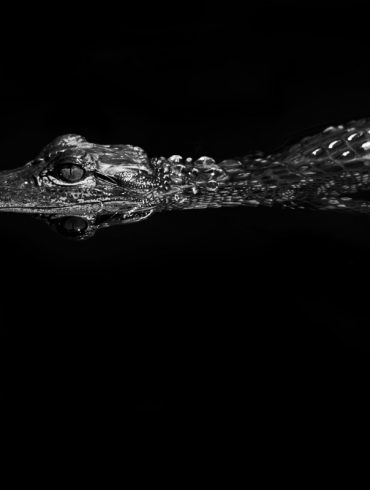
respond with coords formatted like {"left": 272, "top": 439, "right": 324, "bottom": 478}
{"left": 1, "top": 119, "right": 370, "bottom": 238}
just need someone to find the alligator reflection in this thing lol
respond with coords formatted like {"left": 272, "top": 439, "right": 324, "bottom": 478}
{"left": 42, "top": 211, "right": 152, "bottom": 240}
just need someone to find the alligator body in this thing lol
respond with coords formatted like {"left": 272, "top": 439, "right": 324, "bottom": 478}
{"left": 1, "top": 118, "right": 370, "bottom": 238}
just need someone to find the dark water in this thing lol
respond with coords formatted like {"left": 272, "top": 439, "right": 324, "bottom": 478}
{"left": 1, "top": 3, "right": 369, "bottom": 416}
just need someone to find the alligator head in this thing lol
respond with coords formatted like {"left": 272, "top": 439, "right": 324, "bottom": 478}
{"left": 0, "top": 133, "right": 226, "bottom": 238}
{"left": 0, "top": 134, "right": 178, "bottom": 239}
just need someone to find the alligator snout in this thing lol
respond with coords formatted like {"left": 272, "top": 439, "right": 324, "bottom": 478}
{"left": 0, "top": 162, "right": 43, "bottom": 211}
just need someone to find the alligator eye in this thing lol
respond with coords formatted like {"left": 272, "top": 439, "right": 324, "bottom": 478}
{"left": 55, "top": 216, "right": 89, "bottom": 237}
{"left": 55, "top": 163, "right": 86, "bottom": 183}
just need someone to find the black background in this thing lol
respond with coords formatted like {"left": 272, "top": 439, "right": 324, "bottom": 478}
{"left": 1, "top": 1, "right": 369, "bottom": 415}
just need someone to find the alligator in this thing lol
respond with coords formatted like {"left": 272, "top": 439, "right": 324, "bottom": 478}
{"left": 1, "top": 118, "right": 370, "bottom": 239}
